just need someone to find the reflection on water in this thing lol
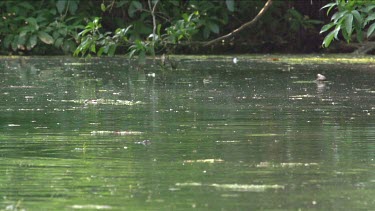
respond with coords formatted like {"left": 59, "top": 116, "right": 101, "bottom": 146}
{"left": 0, "top": 56, "right": 374, "bottom": 210}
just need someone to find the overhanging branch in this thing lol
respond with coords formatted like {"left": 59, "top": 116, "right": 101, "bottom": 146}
{"left": 203, "top": 0, "right": 273, "bottom": 46}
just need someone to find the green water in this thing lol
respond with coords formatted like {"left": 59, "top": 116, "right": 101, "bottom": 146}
{"left": 0, "top": 56, "right": 374, "bottom": 210}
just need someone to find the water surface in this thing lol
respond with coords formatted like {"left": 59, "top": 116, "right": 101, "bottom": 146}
{"left": 0, "top": 56, "right": 374, "bottom": 210}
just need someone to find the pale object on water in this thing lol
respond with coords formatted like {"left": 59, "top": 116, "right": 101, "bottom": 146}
{"left": 316, "top": 73, "right": 326, "bottom": 81}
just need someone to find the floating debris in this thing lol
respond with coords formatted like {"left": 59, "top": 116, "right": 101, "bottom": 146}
{"left": 316, "top": 73, "right": 326, "bottom": 81}
{"left": 91, "top": 130, "right": 143, "bottom": 135}
{"left": 184, "top": 159, "right": 224, "bottom": 163}
{"left": 64, "top": 62, "right": 92, "bottom": 66}
{"left": 175, "top": 182, "right": 284, "bottom": 192}
{"left": 280, "top": 162, "right": 319, "bottom": 167}
{"left": 210, "top": 183, "right": 284, "bottom": 192}
{"left": 256, "top": 162, "right": 319, "bottom": 168}
{"left": 292, "top": 81, "right": 316, "bottom": 84}
{"left": 8, "top": 85, "right": 43, "bottom": 89}
{"left": 289, "top": 94, "right": 315, "bottom": 100}
{"left": 176, "top": 182, "right": 202, "bottom": 187}
{"left": 62, "top": 99, "right": 144, "bottom": 106}
{"left": 70, "top": 204, "right": 112, "bottom": 209}
{"left": 246, "top": 133, "right": 281, "bottom": 137}
{"left": 134, "top": 140, "right": 151, "bottom": 146}
{"left": 215, "top": 140, "right": 240, "bottom": 143}
{"left": 8, "top": 124, "right": 20, "bottom": 127}
{"left": 147, "top": 72, "right": 156, "bottom": 77}
{"left": 18, "top": 108, "right": 44, "bottom": 111}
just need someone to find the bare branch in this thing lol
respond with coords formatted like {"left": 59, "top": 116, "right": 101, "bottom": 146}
{"left": 204, "top": 0, "right": 273, "bottom": 46}
{"left": 149, "top": 0, "right": 159, "bottom": 43}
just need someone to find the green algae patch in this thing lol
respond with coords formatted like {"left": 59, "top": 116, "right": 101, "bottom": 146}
{"left": 280, "top": 55, "right": 375, "bottom": 64}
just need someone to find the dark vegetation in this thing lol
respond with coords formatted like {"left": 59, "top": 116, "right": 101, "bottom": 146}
{"left": 0, "top": 0, "right": 374, "bottom": 59}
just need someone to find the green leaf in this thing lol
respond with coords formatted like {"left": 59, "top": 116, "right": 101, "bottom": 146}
{"left": 157, "top": 24, "right": 162, "bottom": 36}
{"left": 26, "top": 17, "right": 38, "bottom": 28}
{"left": 345, "top": 14, "right": 353, "bottom": 36}
{"left": 37, "top": 31, "right": 54, "bottom": 44}
{"left": 11, "top": 37, "right": 18, "bottom": 51}
{"left": 322, "top": 27, "right": 339, "bottom": 48}
{"left": 208, "top": 22, "right": 219, "bottom": 34}
{"left": 17, "top": 35, "right": 27, "bottom": 48}
{"left": 351, "top": 10, "right": 362, "bottom": 24}
{"left": 19, "top": 2, "right": 35, "bottom": 10}
{"left": 138, "top": 50, "right": 146, "bottom": 64}
{"left": 321, "top": 2, "right": 337, "bottom": 15}
{"left": 63, "top": 40, "right": 76, "bottom": 53}
{"left": 363, "top": 5, "right": 375, "bottom": 13}
{"left": 101, "top": 3, "right": 106, "bottom": 12}
{"left": 364, "top": 13, "right": 375, "bottom": 25}
{"left": 54, "top": 37, "right": 64, "bottom": 47}
{"left": 333, "top": 25, "right": 341, "bottom": 40}
{"left": 90, "top": 43, "right": 96, "bottom": 53}
{"left": 108, "top": 44, "right": 116, "bottom": 56}
{"left": 128, "top": 49, "right": 137, "bottom": 59}
{"left": 58, "top": 28, "right": 68, "bottom": 36}
{"left": 128, "top": 1, "right": 143, "bottom": 18}
{"left": 332, "top": 11, "right": 347, "bottom": 24}
{"left": 68, "top": 0, "right": 78, "bottom": 15}
{"left": 367, "top": 22, "right": 375, "bottom": 37}
{"left": 356, "top": 28, "right": 363, "bottom": 42}
{"left": 56, "top": 0, "right": 66, "bottom": 15}
{"left": 225, "top": 0, "right": 235, "bottom": 12}
{"left": 3, "top": 35, "right": 13, "bottom": 48}
{"left": 98, "top": 46, "right": 105, "bottom": 56}
{"left": 320, "top": 22, "right": 335, "bottom": 34}
{"left": 203, "top": 27, "right": 210, "bottom": 39}
{"left": 27, "top": 34, "right": 37, "bottom": 49}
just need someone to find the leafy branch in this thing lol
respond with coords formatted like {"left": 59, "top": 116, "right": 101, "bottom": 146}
{"left": 320, "top": 0, "right": 375, "bottom": 47}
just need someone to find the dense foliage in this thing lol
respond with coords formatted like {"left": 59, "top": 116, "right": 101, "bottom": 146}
{"left": 0, "top": 0, "right": 346, "bottom": 58}
{"left": 0, "top": 0, "right": 93, "bottom": 55}
{"left": 320, "top": 0, "right": 375, "bottom": 47}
